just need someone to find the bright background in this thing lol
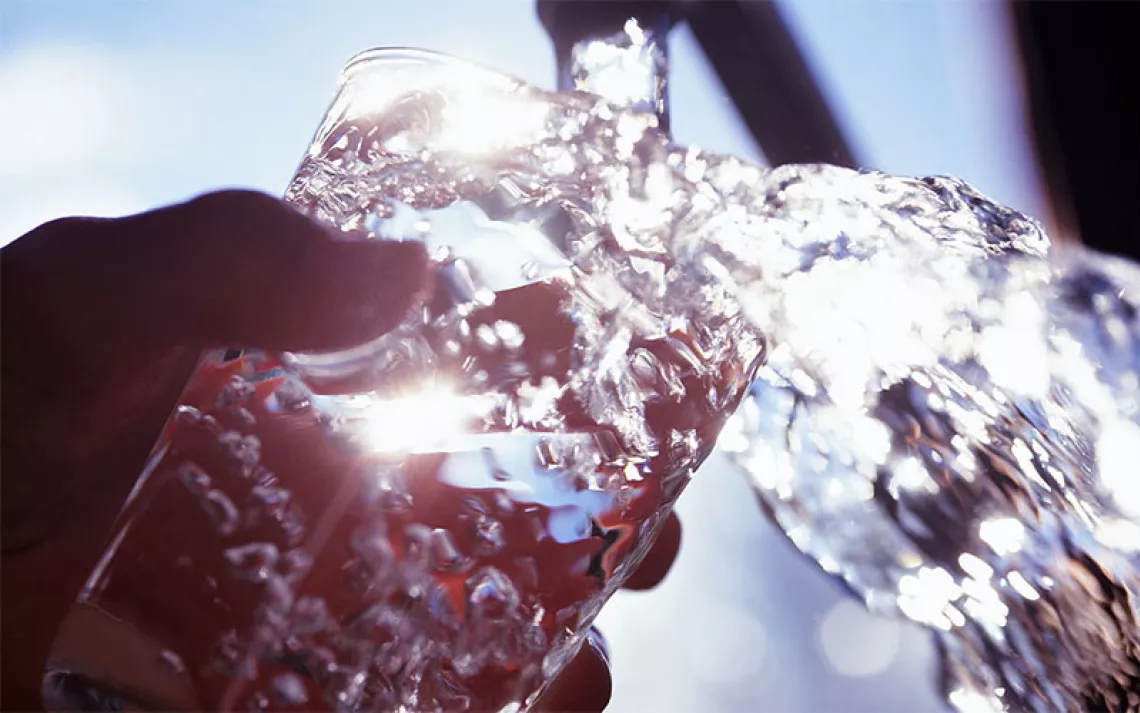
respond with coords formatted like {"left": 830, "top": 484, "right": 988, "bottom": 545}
{"left": 0, "top": 1, "right": 1051, "bottom": 710}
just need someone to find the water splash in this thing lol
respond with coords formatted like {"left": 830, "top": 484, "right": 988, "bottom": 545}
{"left": 48, "top": 49, "right": 1138, "bottom": 713}
{"left": 715, "top": 166, "right": 1140, "bottom": 711}
{"left": 285, "top": 51, "right": 1140, "bottom": 710}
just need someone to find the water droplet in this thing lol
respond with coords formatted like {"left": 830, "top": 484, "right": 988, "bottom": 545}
{"left": 429, "top": 528, "right": 467, "bottom": 572}
{"left": 218, "top": 431, "right": 261, "bottom": 474}
{"left": 472, "top": 515, "right": 505, "bottom": 556}
{"left": 201, "top": 490, "right": 239, "bottom": 535}
{"left": 156, "top": 649, "right": 185, "bottom": 675}
{"left": 466, "top": 567, "right": 520, "bottom": 621}
{"left": 224, "top": 543, "right": 279, "bottom": 581}
{"left": 290, "top": 596, "right": 332, "bottom": 637}
{"left": 178, "top": 462, "right": 211, "bottom": 494}
{"left": 217, "top": 375, "right": 256, "bottom": 408}
{"left": 271, "top": 673, "right": 308, "bottom": 707}
{"left": 248, "top": 692, "right": 270, "bottom": 711}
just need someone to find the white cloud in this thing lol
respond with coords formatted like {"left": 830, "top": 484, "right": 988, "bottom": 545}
{"left": 0, "top": 42, "right": 137, "bottom": 181}
{"left": 0, "top": 42, "right": 144, "bottom": 245}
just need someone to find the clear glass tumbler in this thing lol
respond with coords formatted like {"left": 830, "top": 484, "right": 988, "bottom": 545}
{"left": 43, "top": 49, "right": 765, "bottom": 712}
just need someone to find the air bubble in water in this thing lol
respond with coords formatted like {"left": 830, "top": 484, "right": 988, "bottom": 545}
{"left": 430, "top": 528, "right": 468, "bottom": 572}
{"left": 174, "top": 405, "right": 202, "bottom": 426}
{"left": 211, "top": 630, "right": 250, "bottom": 677}
{"left": 481, "top": 447, "right": 511, "bottom": 482}
{"left": 280, "top": 548, "right": 313, "bottom": 583}
{"left": 351, "top": 521, "right": 396, "bottom": 575}
{"left": 472, "top": 515, "right": 505, "bottom": 556}
{"left": 280, "top": 504, "right": 307, "bottom": 547}
{"left": 217, "top": 375, "right": 256, "bottom": 408}
{"left": 290, "top": 596, "right": 333, "bottom": 637}
{"left": 156, "top": 649, "right": 185, "bottom": 675}
{"left": 218, "top": 431, "right": 261, "bottom": 474}
{"left": 201, "top": 490, "right": 239, "bottom": 535}
{"left": 178, "top": 462, "right": 211, "bottom": 494}
{"left": 272, "top": 379, "right": 312, "bottom": 412}
{"left": 404, "top": 524, "right": 433, "bottom": 571}
{"left": 272, "top": 673, "right": 308, "bottom": 707}
{"left": 535, "top": 438, "right": 560, "bottom": 469}
{"left": 466, "top": 567, "right": 520, "bottom": 621}
{"left": 233, "top": 407, "right": 256, "bottom": 427}
{"left": 365, "top": 466, "right": 413, "bottom": 512}
{"left": 249, "top": 484, "right": 291, "bottom": 520}
{"left": 492, "top": 490, "right": 516, "bottom": 515}
{"left": 476, "top": 324, "right": 499, "bottom": 349}
{"left": 223, "top": 543, "right": 279, "bottom": 581}
{"left": 259, "top": 574, "right": 291, "bottom": 625}
{"left": 440, "top": 258, "right": 480, "bottom": 313}
{"left": 494, "top": 320, "right": 525, "bottom": 350}
{"left": 248, "top": 692, "right": 270, "bottom": 711}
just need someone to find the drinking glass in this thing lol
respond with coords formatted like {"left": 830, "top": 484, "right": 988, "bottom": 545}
{"left": 43, "top": 48, "right": 764, "bottom": 712}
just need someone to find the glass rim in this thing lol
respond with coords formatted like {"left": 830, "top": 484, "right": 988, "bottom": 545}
{"left": 339, "top": 47, "right": 524, "bottom": 90}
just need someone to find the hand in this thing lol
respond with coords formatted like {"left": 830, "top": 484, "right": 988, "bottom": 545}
{"left": 0, "top": 191, "right": 681, "bottom": 712}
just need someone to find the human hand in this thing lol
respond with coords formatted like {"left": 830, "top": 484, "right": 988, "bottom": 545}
{"left": 0, "top": 191, "right": 680, "bottom": 712}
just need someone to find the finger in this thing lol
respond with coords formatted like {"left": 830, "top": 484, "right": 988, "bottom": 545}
{"left": 3, "top": 190, "right": 430, "bottom": 357}
{"left": 622, "top": 511, "right": 681, "bottom": 591}
{"left": 535, "top": 628, "right": 611, "bottom": 713}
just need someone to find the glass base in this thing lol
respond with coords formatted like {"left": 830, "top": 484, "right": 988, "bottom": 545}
{"left": 43, "top": 603, "right": 199, "bottom": 712}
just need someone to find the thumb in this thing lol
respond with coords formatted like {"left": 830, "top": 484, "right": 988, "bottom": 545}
{"left": 2, "top": 189, "right": 430, "bottom": 358}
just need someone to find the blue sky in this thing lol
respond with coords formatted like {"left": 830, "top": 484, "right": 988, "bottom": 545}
{"left": 0, "top": 0, "right": 1048, "bottom": 244}
{"left": 0, "top": 2, "right": 1048, "bottom": 710}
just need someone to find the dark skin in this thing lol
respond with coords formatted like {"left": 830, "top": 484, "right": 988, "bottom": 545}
{"left": 0, "top": 190, "right": 681, "bottom": 712}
